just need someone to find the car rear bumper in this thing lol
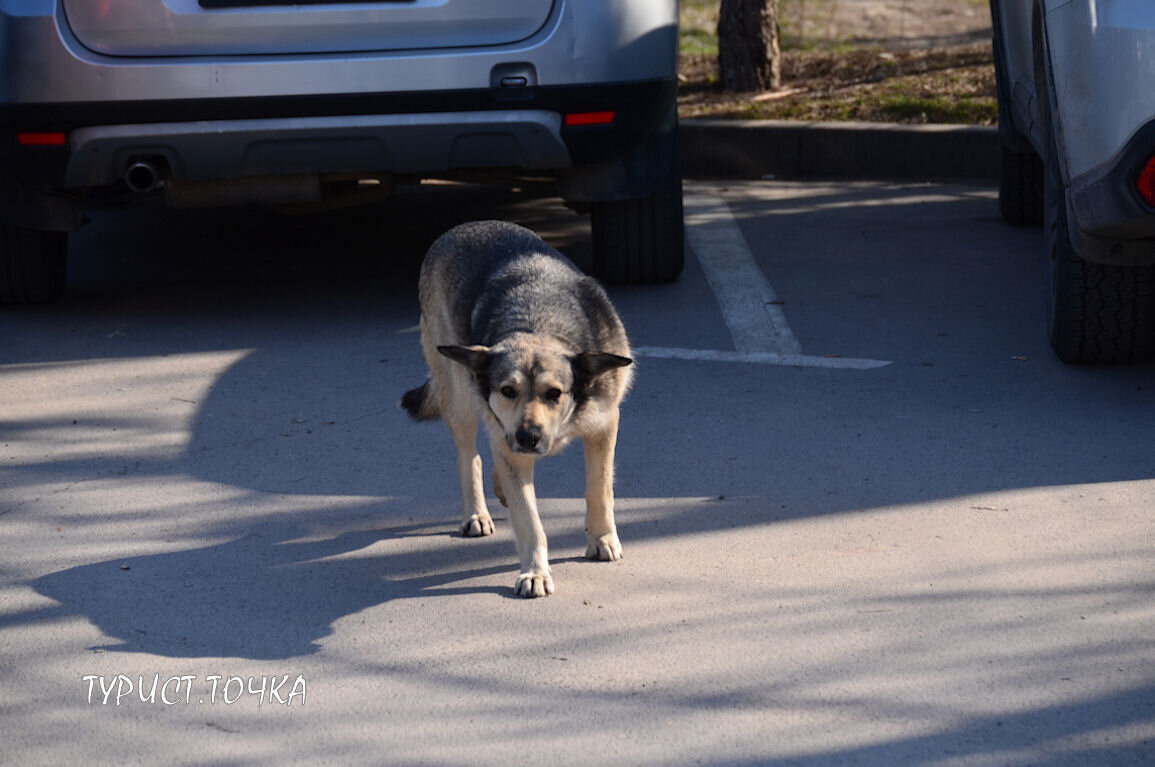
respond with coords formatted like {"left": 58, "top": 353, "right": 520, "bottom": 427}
{"left": 66, "top": 110, "right": 572, "bottom": 187}
{"left": 1067, "top": 118, "right": 1155, "bottom": 265}
{"left": 1, "top": 78, "right": 677, "bottom": 189}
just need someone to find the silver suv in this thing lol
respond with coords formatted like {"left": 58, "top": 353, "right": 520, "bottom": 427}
{"left": 0, "top": 0, "right": 684, "bottom": 302}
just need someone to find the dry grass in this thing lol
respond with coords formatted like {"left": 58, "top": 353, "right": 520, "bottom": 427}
{"left": 678, "top": 0, "right": 997, "bottom": 125}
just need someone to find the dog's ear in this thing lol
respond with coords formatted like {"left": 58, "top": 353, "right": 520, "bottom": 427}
{"left": 437, "top": 345, "right": 492, "bottom": 374}
{"left": 572, "top": 352, "right": 633, "bottom": 380}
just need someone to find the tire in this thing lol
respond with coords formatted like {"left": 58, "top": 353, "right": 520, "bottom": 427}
{"left": 0, "top": 225, "right": 68, "bottom": 304}
{"left": 589, "top": 168, "right": 684, "bottom": 285}
{"left": 999, "top": 142, "right": 1043, "bottom": 226}
{"left": 990, "top": 0, "right": 1043, "bottom": 226}
{"left": 1044, "top": 176, "right": 1155, "bottom": 364}
{"left": 1040, "top": 50, "right": 1155, "bottom": 362}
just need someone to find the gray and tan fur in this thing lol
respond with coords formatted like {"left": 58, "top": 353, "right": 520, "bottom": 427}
{"left": 402, "top": 220, "right": 633, "bottom": 598}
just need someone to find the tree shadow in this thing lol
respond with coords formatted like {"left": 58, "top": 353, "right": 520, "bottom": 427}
{"left": 27, "top": 511, "right": 519, "bottom": 660}
{"left": 696, "top": 682, "right": 1155, "bottom": 766}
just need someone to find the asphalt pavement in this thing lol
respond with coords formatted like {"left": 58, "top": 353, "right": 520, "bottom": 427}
{"left": 2, "top": 172, "right": 1153, "bottom": 765}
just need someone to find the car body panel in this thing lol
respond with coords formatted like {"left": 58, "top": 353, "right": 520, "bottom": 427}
{"left": 994, "top": 0, "right": 1155, "bottom": 184}
{"left": 990, "top": 0, "right": 1037, "bottom": 150}
{"left": 60, "top": 0, "right": 556, "bottom": 58}
{"left": 992, "top": 0, "right": 1155, "bottom": 255}
{"left": 1044, "top": 1, "right": 1155, "bottom": 182}
{"left": 1, "top": 2, "right": 676, "bottom": 104}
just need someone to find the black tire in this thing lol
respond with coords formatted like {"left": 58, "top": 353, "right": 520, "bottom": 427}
{"left": 1039, "top": 43, "right": 1155, "bottom": 362}
{"left": 1044, "top": 176, "right": 1155, "bottom": 364}
{"left": 589, "top": 168, "right": 684, "bottom": 285}
{"left": 999, "top": 142, "right": 1044, "bottom": 226}
{"left": 990, "top": 0, "right": 1043, "bottom": 226}
{"left": 0, "top": 225, "right": 68, "bottom": 304}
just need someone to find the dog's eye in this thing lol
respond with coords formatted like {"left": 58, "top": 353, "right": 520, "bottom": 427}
{"left": 499, "top": 385, "right": 518, "bottom": 399}
{"left": 543, "top": 388, "right": 562, "bottom": 403}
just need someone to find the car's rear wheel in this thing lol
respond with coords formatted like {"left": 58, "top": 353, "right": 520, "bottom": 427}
{"left": 589, "top": 167, "right": 684, "bottom": 284}
{"left": 1039, "top": 41, "right": 1155, "bottom": 362}
{"left": 0, "top": 225, "right": 68, "bottom": 304}
{"left": 999, "top": 142, "right": 1044, "bottom": 226}
{"left": 1044, "top": 173, "right": 1155, "bottom": 364}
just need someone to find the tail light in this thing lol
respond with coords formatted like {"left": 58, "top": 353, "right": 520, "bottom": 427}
{"left": 1136, "top": 154, "right": 1155, "bottom": 207}
{"left": 564, "top": 111, "right": 615, "bottom": 127}
{"left": 17, "top": 132, "right": 67, "bottom": 146}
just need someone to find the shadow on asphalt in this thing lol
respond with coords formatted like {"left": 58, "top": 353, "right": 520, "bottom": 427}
{"left": 7, "top": 180, "right": 1155, "bottom": 763}
{"left": 31, "top": 516, "right": 520, "bottom": 659}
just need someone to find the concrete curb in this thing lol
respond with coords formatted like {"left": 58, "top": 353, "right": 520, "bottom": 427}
{"left": 680, "top": 118, "right": 999, "bottom": 181}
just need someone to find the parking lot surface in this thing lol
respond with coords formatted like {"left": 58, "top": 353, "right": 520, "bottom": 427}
{"left": 2, "top": 179, "right": 1153, "bottom": 765}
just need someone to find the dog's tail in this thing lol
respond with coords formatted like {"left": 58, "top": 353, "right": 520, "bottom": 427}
{"left": 400, "top": 379, "right": 441, "bottom": 422}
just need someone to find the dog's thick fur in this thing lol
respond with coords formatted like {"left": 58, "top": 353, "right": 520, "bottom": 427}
{"left": 402, "top": 221, "right": 633, "bottom": 598}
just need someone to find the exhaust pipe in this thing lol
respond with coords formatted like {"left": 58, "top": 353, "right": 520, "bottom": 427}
{"left": 124, "top": 161, "right": 162, "bottom": 193}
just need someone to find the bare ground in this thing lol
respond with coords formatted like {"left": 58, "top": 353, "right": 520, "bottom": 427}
{"left": 679, "top": 0, "right": 997, "bottom": 124}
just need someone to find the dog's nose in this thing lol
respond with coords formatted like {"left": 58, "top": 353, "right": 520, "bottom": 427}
{"left": 515, "top": 426, "right": 542, "bottom": 451}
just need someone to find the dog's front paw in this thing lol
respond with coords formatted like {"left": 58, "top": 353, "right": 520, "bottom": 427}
{"left": 514, "top": 570, "right": 555, "bottom": 598}
{"left": 585, "top": 532, "right": 622, "bottom": 561}
{"left": 462, "top": 513, "right": 495, "bottom": 537}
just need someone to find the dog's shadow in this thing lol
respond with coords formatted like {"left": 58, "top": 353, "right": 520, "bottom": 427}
{"left": 32, "top": 515, "right": 519, "bottom": 660}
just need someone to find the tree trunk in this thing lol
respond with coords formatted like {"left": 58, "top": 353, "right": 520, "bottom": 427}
{"left": 717, "top": 0, "right": 782, "bottom": 92}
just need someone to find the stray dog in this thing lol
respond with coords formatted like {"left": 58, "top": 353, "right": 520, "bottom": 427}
{"left": 401, "top": 221, "right": 633, "bottom": 598}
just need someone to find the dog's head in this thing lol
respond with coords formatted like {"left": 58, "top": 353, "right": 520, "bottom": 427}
{"left": 438, "top": 335, "right": 631, "bottom": 456}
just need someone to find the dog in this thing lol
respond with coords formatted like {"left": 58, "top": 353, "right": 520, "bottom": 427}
{"left": 401, "top": 220, "right": 634, "bottom": 598}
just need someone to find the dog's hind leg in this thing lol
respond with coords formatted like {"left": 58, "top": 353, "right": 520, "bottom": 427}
{"left": 582, "top": 409, "right": 623, "bottom": 561}
{"left": 446, "top": 411, "right": 495, "bottom": 538}
{"left": 491, "top": 440, "right": 553, "bottom": 597}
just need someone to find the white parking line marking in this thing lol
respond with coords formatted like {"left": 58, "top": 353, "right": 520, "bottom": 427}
{"left": 683, "top": 187, "right": 802, "bottom": 355}
{"left": 633, "top": 346, "right": 892, "bottom": 370}
{"left": 634, "top": 183, "right": 892, "bottom": 370}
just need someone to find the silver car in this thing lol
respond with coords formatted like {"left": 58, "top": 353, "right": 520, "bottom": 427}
{"left": 0, "top": 0, "right": 683, "bottom": 302}
{"left": 990, "top": 0, "right": 1155, "bottom": 363}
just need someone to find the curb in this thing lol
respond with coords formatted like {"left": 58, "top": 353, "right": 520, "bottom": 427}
{"left": 679, "top": 118, "right": 999, "bottom": 181}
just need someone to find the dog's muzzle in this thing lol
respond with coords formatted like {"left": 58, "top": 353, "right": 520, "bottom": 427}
{"left": 513, "top": 426, "right": 546, "bottom": 454}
